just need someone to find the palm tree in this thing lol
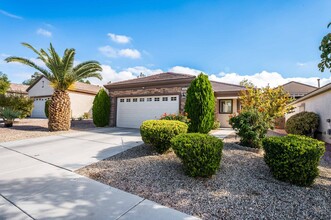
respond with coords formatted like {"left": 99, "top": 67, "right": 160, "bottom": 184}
{"left": 5, "top": 43, "right": 102, "bottom": 131}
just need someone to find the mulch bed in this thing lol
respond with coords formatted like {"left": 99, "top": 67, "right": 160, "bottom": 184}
{"left": 77, "top": 137, "right": 331, "bottom": 220}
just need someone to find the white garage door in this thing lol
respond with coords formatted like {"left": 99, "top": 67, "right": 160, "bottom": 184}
{"left": 31, "top": 97, "right": 50, "bottom": 118}
{"left": 117, "top": 95, "right": 179, "bottom": 128}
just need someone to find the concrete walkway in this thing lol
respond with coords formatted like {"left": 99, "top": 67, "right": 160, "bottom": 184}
{"left": 210, "top": 128, "right": 235, "bottom": 139}
{"left": 0, "top": 128, "right": 199, "bottom": 220}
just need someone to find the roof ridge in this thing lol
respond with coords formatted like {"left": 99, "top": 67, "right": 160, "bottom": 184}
{"left": 105, "top": 72, "right": 195, "bottom": 86}
{"left": 282, "top": 80, "right": 317, "bottom": 88}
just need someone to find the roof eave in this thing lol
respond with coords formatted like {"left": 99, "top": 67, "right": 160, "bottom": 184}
{"left": 104, "top": 77, "right": 195, "bottom": 90}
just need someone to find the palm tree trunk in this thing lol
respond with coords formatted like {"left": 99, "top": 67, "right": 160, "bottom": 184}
{"left": 48, "top": 90, "right": 71, "bottom": 131}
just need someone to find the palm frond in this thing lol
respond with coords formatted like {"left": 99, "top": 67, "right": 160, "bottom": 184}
{"left": 5, "top": 56, "right": 51, "bottom": 78}
{"left": 62, "top": 49, "right": 76, "bottom": 73}
{"left": 21, "top": 42, "right": 48, "bottom": 63}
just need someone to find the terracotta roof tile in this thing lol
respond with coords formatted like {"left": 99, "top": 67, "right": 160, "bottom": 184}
{"left": 70, "top": 82, "right": 101, "bottom": 94}
{"left": 8, "top": 83, "right": 29, "bottom": 94}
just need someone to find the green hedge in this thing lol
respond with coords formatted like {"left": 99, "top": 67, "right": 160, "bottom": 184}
{"left": 140, "top": 120, "right": 188, "bottom": 154}
{"left": 285, "top": 111, "right": 319, "bottom": 137}
{"left": 263, "top": 135, "right": 325, "bottom": 186}
{"left": 171, "top": 133, "right": 223, "bottom": 177}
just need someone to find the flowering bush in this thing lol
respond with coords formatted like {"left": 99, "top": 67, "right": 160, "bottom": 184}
{"left": 160, "top": 112, "right": 190, "bottom": 125}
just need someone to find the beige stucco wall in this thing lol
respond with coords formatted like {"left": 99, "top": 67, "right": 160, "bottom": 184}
{"left": 285, "top": 90, "right": 331, "bottom": 144}
{"left": 28, "top": 77, "right": 54, "bottom": 97}
{"left": 69, "top": 92, "right": 95, "bottom": 118}
{"left": 215, "top": 98, "right": 238, "bottom": 128}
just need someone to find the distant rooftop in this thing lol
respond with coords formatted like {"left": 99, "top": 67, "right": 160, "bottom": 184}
{"left": 7, "top": 83, "right": 28, "bottom": 94}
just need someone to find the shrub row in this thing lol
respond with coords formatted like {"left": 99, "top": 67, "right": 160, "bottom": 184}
{"left": 140, "top": 120, "right": 325, "bottom": 186}
{"left": 140, "top": 120, "right": 188, "bottom": 153}
{"left": 140, "top": 120, "right": 223, "bottom": 177}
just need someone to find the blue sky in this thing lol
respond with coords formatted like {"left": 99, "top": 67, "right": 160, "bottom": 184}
{"left": 1, "top": 0, "right": 331, "bottom": 87}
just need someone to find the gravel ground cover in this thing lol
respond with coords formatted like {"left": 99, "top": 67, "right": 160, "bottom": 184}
{"left": 77, "top": 135, "right": 331, "bottom": 220}
{"left": 0, "top": 118, "right": 95, "bottom": 142}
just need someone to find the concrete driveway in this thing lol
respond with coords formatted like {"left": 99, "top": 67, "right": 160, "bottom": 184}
{"left": 0, "top": 127, "right": 198, "bottom": 220}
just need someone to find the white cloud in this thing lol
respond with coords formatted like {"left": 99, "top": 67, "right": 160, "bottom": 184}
{"left": 99, "top": 46, "right": 117, "bottom": 58}
{"left": 107, "top": 33, "right": 131, "bottom": 44}
{"left": 118, "top": 49, "right": 141, "bottom": 59}
{"left": 168, "top": 66, "right": 202, "bottom": 76}
{"left": 209, "top": 70, "right": 331, "bottom": 88}
{"left": 0, "top": 9, "right": 22, "bottom": 19}
{"left": 99, "top": 46, "right": 141, "bottom": 59}
{"left": 36, "top": 28, "right": 52, "bottom": 37}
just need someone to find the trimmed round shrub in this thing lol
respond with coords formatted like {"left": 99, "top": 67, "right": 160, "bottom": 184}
{"left": 285, "top": 111, "right": 319, "bottom": 137}
{"left": 44, "top": 100, "right": 51, "bottom": 118}
{"left": 92, "top": 89, "right": 110, "bottom": 127}
{"left": 140, "top": 120, "right": 188, "bottom": 154}
{"left": 263, "top": 135, "right": 325, "bottom": 186}
{"left": 171, "top": 133, "right": 223, "bottom": 177}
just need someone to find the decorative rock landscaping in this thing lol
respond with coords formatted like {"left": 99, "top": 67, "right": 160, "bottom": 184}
{"left": 77, "top": 136, "right": 331, "bottom": 219}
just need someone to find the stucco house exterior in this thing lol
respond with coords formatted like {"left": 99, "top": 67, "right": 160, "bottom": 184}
{"left": 285, "top": 82, "right": 331, "bottom": 144}
{"left": 27, "top": 76, "right": 101, "bottom": 118}
{"left": 104, "top": 72, "right": 245, "bottom": 129}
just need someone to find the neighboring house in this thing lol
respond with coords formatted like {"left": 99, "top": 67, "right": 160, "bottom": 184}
{"left": 6, "top": 83, "right": 29, "bottom": 96}
{"left": 27, "top": 76, "right": 100, "bottom": 118}
{"left": 282, "top": 81, "right": 317, "bottom": 99}
{"left": 286, "top": 82, "right": 331, "bottom": 144}
{"left": 104, "top": 72, "right": 245, "bottom": 128}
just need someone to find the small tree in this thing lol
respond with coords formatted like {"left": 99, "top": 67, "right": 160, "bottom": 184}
{"left": 185, "top": 73, "right": 215, "bottom": 133}
{"left": 0, "top": 72, "right": 10, "bottom": 94}
{"left": 318, "top": 22, "right": 331, "bottom": 72}
{"left": 229, "top": 110, "right": 269, "bottom": 148}
{"left": 239, "top": 82, "right": 293, "bottom": 128}
{"left": 92, "top": 88, "right": 110, "bottom": 127}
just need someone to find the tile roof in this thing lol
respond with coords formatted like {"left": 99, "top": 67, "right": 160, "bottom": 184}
{"left": 211, "top": 81, "right": 245, "bottom": 92}
{"left": 70, "top": 81, "right": 101, "bottom": 95}
{"left": 27, "top": 76, "right": 101, "bottom": 95}
{"left": 8, "top": 83, "right": 29, "bottom": 94}
{"left": 105, "top": 72, "right": 195, "bottom": 87}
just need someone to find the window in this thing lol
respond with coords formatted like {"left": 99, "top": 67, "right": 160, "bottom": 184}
{"left": 162, "top": 97, "right": 168, "bottom": 101}
{"left": 219, "top": 99, "right": 233, "bottom": 114}
{"left": 133, "top": 98, "right": 138, "bottom": 102}
{"left": 126, "top": 98, "right": 131, "bottom": 102}
{"left": 154, "top": 97, "right": 160, "bottom": 101}
{"left": 120, "top": 98, "right": 124, "bottom": 102}
{"left": 140, "top": 98, "right": 145, "bottom": 102}
{"left": 147, "top": 98, "right": 152, "bottom": 102}
{"left": 42, "top": 81, "right": 44, "bottom": 88}
{"left": 171, "top": 96, "right": 177, "bottom": 101}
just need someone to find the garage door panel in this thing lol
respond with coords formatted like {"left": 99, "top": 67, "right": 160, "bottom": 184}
{"left": 117, "top": 95, "right": 179, "bottom": 128}
{"left": 31, "top": 97, "right": 50, "bottom": 118}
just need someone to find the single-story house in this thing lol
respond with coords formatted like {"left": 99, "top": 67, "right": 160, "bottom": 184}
{"left": 104, "top": 72, "right": 245, "bottom": 129}
{"left": 282, "top": 81, "right": 317, "bottom": 99}
{"left": 27, "top": 76, "right": 101, "bottom": 118}
{"left": 286, "top": 82, "right": 331, "bottom": 144}
{"left": 6, "top": 83, "right": 29, "bottom": 96}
